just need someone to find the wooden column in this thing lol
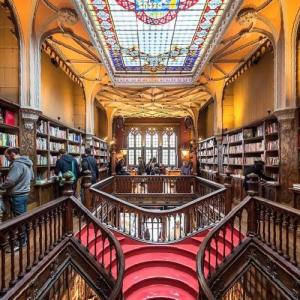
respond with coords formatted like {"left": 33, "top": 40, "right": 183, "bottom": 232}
{"left": 274, "top": 108, "right": 298, "bottom": 204}
{"left": 20, "top": 109, "right": 40, "bottom": 164}
{"left": 111, "top": 143, "right": 117, "bottom": 176}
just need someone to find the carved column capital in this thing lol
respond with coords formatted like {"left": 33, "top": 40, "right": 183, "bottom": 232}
{"left": 21, "top": 108, "right": 41, "bottom": 130}
{"left": 274, "top": 108, "right": 296, "bottom": 131}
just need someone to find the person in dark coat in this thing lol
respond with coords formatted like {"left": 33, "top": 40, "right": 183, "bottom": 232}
{"left": 243, "top": 160, "right": 274, "bottom": 191}
{"left": 137, "top": 157, "right": 146, "bottom": 175}
{"left": 115, "top": 159, "right": 129, "bottom": 175}
{"left": 81, "top": 148, "right": 99, "bottom": 184}
{"left": 55, "top": 149, "right": 80, "bottom": 193}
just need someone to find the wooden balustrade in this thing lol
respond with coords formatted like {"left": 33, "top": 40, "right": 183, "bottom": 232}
{"left": 90, "top": 176, "right": 228, "bottom": 243}
{"left": 0, "top": 196, "right": 124, "bottom": 299}
{"left": 197, "top": 195, "right": 300, "bottom": 300}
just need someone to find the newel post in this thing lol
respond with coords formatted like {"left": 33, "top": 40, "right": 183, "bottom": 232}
{"left": 62, "top": 173, "right": 74, "bottom": 236}
{"left": 224, "top": 172, "right": 232, "bottom": 215}
{"left": 246, "top": 173, "right": 259, "bottom": 236}
{"left": 81, "top": 170, "right": 93, "bottom": 211}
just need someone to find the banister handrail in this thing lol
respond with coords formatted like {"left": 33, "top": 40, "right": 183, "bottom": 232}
{"left": 196, "top": 196, "right": 252, "bottom": 299}
{"left": 91, "top": 186, "right": 226, "bottom": 215}
{"left": 197, "top": 195, "right": 300, "bottom": 300}
{"left": 0, "top": 196, "right": 125, "bottom": 300}
{"left": 90, "top": 175, "right": 229, "bottom": 243}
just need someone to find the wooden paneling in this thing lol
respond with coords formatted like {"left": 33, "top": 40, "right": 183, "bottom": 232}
{"left": 297, "top": 39, "right": 300, "bottom": 106}
{"left": 94, "top": 103, "right": 108, "bottom": 139}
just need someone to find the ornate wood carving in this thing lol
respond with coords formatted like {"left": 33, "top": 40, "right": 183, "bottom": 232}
{"left": 275, "top": 108, "right": 298, "bottom": 203}
{"left": 20, "top": 108, "right": 40, "bottom": 163}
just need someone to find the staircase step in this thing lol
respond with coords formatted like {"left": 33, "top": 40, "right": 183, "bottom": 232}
{"left": 124, "top": 278, "right": 198, "bottom": 300}
{"left": 123, "top": 261, "right": 198, "bottom": 293}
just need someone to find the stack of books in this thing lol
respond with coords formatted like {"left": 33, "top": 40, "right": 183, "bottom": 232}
{"left": 293, "top": 184, "right": 300, "bottom": 190}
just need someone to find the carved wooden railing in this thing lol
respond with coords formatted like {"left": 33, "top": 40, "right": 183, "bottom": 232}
{"left": 197, "top": 195, "right": 300, "bottom": 299}
{"left": 89, "top": 176, "right": 229, "bottom": 243}
{"left": 0, "top": 196, "right": 124, "bottom": 300}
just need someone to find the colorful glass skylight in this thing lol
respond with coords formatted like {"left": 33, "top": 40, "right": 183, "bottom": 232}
{"left": 78, "top": 0, "right": 239, "bottom": 85}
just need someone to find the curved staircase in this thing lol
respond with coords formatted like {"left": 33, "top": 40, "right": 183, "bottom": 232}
{"left": 81, "top": 226, "right": 241, "bottom": 300}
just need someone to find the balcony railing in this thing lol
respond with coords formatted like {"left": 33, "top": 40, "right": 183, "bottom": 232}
{"left": 88, "top": 175, "right": 229, "bottom": 243}
{"left": 197, "top": 195, "right": 300, "bottom": 299}
{"left": 0, "top": 195, "right": 124, "bottom": 300}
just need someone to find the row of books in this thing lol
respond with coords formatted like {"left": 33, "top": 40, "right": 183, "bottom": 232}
{"left": 0, "top": 133, "right": 18, "bottom": 147}
{"left": 266, "top": 140, "right": 279, "bottom": 151}
{"left": 0, "top": 155, "right": 10, "bottom": 167}
{"left": 229, "top": 145, "right": 243, "bottom": 154}
{"left": 224, "top": 157, "right": 243, "bottom": 165}
{"left": 0, "top": 109, "right": 16, "bottom": 126}
{"left": 244, "top": 142, "right": 264, "bottom": 152}
{"left": 50, "top": 155, "right": 58, "bottom": 165}
{"left": 36, "top": 137, "right": 47, "bottom": 150}
{"left": 69, "top": 133, "right": 82, "bottom": 143}
{"left": 49, "top": 126, "right": 67, "bottom": 139}
{"left": 97, "top": 158, "right": 108, "bottom": 164}
{"left": 243, "top": 125, "right": 263, "bottom": 139}
{"left": 68, "top": 144, "right": 82, "bottom": 154}
{"left": 92, "top": 149, "right": 108, "bottom": 156}
{"left": 200, "top": 149, "right": 218, "bottom": 156}
{"left": 244, "top": 156, "right": 264, "bottom": 165}
{"left": 37, "top": 155, "right": 48, "bottom": 166}
{"left": 200, "top": 139, "right": 215, "bottom": 148}
{"left": 37, "top": 120, "right": 48, "bottom": 134}
{"left": 227, "top": 132, "right": 243, "bottom": 144}
{"left": 266, "top": 157, "right": 279, "bottom": 166}
{"left": 266, "top": 122, "right": 278, "bottom": 134}
{"left": 200, "top": 158, "right": 216, "bottom": 164}
{"left": 50, "top": 142, "right": 65, "bottom": 151}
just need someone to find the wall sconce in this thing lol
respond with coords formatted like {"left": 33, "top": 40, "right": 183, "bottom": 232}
{"left": 181, "top": 148, "right": 190, "bottom": 158}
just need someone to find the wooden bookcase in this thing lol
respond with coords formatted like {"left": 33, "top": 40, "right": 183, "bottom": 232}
{"left": 35, "top": 116, "right": 110, "bottom": 182}
{"left": 35, "top": 116, "right": 86, "bottom": 181}
{"left": 221, "top": 116, "right": 279, "bottom": 180}
{"left": 91, "top": 136, "right": 109, "bottom": 179}
{"left": 0, "top": 97, "right": 20, "bottom": 179}
{"left": 198, "top": 137, "right": 218, "bottom": 179}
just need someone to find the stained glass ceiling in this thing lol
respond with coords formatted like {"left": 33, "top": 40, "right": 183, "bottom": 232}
{"left": 77, "top": 0, "right": 239, "bottom": 85}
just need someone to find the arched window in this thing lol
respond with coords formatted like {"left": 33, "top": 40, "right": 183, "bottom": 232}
{"left": 162, "top": 130, "right": 177, "bottom": 166}
{"left": 145, "top": 130, "right": 158, "bottom": 163}
{"left": 128, "top": 129, "right": 142, "bottom": 165}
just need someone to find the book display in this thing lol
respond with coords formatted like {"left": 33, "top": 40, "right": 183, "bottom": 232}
{"left": 92, "top": 136, "right": 109, "bottom": 179}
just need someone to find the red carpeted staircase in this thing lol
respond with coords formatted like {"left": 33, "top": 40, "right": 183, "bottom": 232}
{"left": 81, "top": 227, "right": 241, "bottom": 300}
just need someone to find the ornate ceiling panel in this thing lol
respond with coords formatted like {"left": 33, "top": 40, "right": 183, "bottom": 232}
{"left": 75, "top": 0, "right": 242, "bottom": 86}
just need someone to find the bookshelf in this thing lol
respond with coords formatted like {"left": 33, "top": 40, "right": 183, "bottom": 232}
{"left": 198, "top": 137, "right": 218, "bottom": 175}
{"left": 91, "top": 136, "right": 109, "bottom": 178}
{"left": 35, "top": 116, "right": 86, "bottom": 182}
{"left": 222, "top": 117, "right": 279, "bottom": 180}
{"left": 0, "top": 98, "right": 20, "bottom": 180}
{"left": 35, "top": 116, "right": 109, "bottom": 182}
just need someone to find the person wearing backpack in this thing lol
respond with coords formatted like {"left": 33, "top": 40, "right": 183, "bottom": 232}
{"left": 81, "top": 148, "right": 99, "bottom": 184}
{"left": 55, "top": 149, "right": 80, "bottom": 194}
